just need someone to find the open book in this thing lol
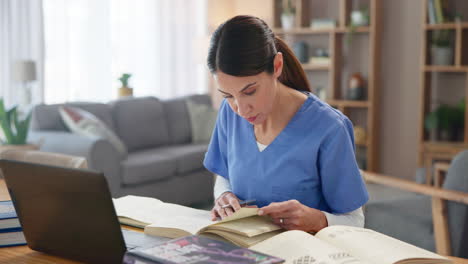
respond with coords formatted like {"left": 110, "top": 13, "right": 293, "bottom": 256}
{"left": 113, "top": 195, "right": 282, "bottom": 247}
{"left": 250, "top": 226, "right": 452, "bottom": 264}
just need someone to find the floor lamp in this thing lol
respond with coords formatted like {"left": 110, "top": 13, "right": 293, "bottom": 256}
{"left": 13, "top": 60, "right": 37, "bottom": 111}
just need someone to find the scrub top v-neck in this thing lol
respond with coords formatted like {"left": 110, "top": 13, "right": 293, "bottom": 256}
{"left": 203, "top": 93, "right": 368, "bottom": 213}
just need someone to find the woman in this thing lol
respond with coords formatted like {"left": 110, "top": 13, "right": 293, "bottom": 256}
{"left": 204, "top": 15, "right": 368, "bottom": 233}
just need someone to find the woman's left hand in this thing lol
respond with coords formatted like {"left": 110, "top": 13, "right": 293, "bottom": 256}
{"left": 258, "top": 200, "right": 328, "bottom": 233}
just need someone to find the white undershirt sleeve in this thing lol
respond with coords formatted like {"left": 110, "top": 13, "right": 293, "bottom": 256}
{"left": 322, "top": 207, "right": 364, "bottom": 228}
{"left": 213, "top": 175, "right": 365, "bottom": 227}
{"left": 213, "top": 174, "right": 232, "bottom": 200}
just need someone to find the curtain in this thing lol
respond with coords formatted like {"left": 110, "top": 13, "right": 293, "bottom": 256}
{"left": 0, "top": 0, "right": 44, "bottom": 107}
{"left": 43, "top": 0, "right": 208, "bottom": 104}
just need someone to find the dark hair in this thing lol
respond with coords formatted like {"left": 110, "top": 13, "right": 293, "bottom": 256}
{"left": 207, "top": 15, "right": 310, "bottom": 92}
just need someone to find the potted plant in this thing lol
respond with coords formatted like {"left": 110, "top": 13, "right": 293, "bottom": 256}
{"left": 118, "top": 73, "right": 133, "bottom": 98}
{"left": 431, "top": 30, "right": 453, "bottom": 65}
{"left": 0, "top": 99, "right": 36, "bottom": 151}
{"left": 281, "top": 0, "right": 296, "bottom": 30}
{"left": 425, "top": 100, "right": 465, "bottom": 141}
{"left": 346, "top": 5, "right": 369, "bottom": 45}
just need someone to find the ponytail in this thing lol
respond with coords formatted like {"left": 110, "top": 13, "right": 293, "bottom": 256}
{"left": 275, "top": 36, "right": 311, "bottom": 92}
{"left": 208, "top": 15, "right": 311, "bottom": 92}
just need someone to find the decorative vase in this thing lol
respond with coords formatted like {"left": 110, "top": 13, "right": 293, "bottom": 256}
{"left": 351, "top": 11, "right": 369, "bottom": 26}
{"left": 439, "top": 130, "right": 450, "bottom": 141}
{"left": 431, "top": 46, "right": 453, "bottom": 65}
{"left": 346, "top": 86, "right": 365, "bottom": 100}
{"left": 281, "top": 14, "right": 295, "bottom": 30}
{"left": 118, "top": 86, "right": 133, "bottom": 98}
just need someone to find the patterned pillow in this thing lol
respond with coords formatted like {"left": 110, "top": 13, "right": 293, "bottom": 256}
{"left": 59, "top": 106, "right": 128, "bottom": 156}
{"left": 186, "top": 100, "right": 217, "bottom": 144}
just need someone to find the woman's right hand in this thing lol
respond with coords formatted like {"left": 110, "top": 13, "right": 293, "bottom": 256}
{"left": 211, "top": 192, "right": 241, "bottom": 221}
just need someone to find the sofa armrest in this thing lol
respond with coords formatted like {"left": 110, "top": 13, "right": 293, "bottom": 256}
{"left": 28, "top": 130, "right": 124, "bottom": 196}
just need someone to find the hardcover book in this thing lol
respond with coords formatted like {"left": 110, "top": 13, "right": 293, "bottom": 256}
{"left": 0, "top": 227, "right": 26, "bottom": 247}
{"left": 0, "top": 200, "right": 21, "bottom": 230}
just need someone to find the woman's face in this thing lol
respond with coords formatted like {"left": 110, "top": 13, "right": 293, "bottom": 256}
{"left": 214, "top": 53, "right": 283, "bottom": 125}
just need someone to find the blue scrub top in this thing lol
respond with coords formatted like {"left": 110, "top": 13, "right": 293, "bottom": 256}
{"left": 203, "top": 92, "right": 368, "bottom": 214}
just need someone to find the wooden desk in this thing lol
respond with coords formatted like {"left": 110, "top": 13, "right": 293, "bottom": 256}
{"left": 1, "top": 179, "right": 467, "bottom": 264}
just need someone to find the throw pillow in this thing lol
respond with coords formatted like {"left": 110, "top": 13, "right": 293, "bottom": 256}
{"left": 186, "top": 100, "right": 217, "bottom": 144}
{"left": 59, "top": 106, "right": 128, "bottom": 156}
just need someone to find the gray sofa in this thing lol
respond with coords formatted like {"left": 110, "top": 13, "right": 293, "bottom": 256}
{"left": 28, "top": 95, "right": 215, "bottom": 206}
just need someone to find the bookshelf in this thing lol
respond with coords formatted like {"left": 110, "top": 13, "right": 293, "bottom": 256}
{"left": 272, "top": 0, "right": 381, "bottom": 172}
{"left": 418, "top": 0, "right": 468, "bottom": 184}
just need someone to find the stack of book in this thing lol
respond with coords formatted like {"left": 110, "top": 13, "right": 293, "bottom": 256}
{"left": 114, "top": 195, "right": 453, "bottom": 264}
{"left": 0, "top": 200, "right": 26, "bottom": 247}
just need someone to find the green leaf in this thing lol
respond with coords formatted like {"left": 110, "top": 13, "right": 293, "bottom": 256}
{"left": 0, "top": 99, "right": 32, "bottom": 145}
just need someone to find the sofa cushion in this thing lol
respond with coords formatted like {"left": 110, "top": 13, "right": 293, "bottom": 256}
{"left": 364, "top": 194, "right": 435, "bottom": 252}
{"left": 111, "top": 97, "right": 170, "bottom": 152}
{"left": 59, "top": 106, "right": 127, "bottom": 155}
{"left": 121, "top": 144, "right": 208, "bottom": 185}
{"left": 31, "top": 103, "right": 115, "bottom": 132}
{"left": 162, "top": 94, "right": 212, "bottom": 145}
{"left": 162, "top": 98, "right": 191, "bottom": 145}
{"left": 163, "top": 144, "right": 208, "bottom": 174}
{"left": 121, "top": 148, "right": 177, "bottom": 185}
{"left": 186, "top": 100, "right": 217, "bottom": 144}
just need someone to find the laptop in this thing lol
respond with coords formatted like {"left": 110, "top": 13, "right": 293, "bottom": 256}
{"left": 0, "top": 159, "right": 169, "bottom": 264}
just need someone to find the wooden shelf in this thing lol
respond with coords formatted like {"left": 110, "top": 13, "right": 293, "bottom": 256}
{"left": 424, "top": 66, "right": 468, "bottom": 72}
{"left": 302, "top": 64, "right": 330, "bottom": 71}
{"left": 273, "top": 0, "right": 381, "bottom": 172}
{"left": 418, "top": 0, "right": 468, "bottom": 169}
{"left": 326, "top": 100, "right": 370, "bottom": 108}
{"left": 335, "top": 27, "right": 371, "bottom": 34}
{"left": 273, "top": 26, "right": 370, "bottom": 35}
{"left": 425, "top": 22, "right": 468, "bottom": 30}
{"left": 356, "top": 141, "right": 370, "bottom": 147}
{"left": 423, "top": 141, "right": 468, "bottom": 150}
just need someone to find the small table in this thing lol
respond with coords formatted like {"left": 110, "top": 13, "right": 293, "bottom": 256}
{"left": 0, "top": 179, "right": 467, "bottom": 264}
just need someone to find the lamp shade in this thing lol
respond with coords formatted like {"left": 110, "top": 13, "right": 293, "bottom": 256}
{"left": 13, "top": 60, "right": 37, "bottom": 82}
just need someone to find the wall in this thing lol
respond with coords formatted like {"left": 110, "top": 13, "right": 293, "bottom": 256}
{"left": 207, "top": 0, "right": 426, "bottom": 180}
{"left": 378, "top": 0, "right": 422, "bottom": 179}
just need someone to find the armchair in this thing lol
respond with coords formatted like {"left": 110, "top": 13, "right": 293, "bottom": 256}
{"left": 363, "top": 150, "right": 468, "bottom": 258}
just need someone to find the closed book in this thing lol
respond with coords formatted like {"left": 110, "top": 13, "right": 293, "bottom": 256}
{"left": 0, "top": 200, "right": 21, "bottom": 230}
{"left": 124, "top": 235, "right": 284, "bottom": 264}
{"left": 0, "top": 227, "right": 27, "bottom": 247}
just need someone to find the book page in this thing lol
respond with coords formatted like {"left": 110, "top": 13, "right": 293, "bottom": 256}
{"left": 203, "top": 229, "right": 284, "bottom": 248}
{"left": 316, "top": 226, "right": 452, "bottom": 264}
{"left": 113, "top": 196, "right": 164, "bottom": 225}
{"left": 114, "top": 195, "right": 212, "bottom": 235}
{"left": 251, "top": 230, "right": 370, "bottom": 264}
{"left": 217, "top": 208, "right": 259, "bottom": 223}
{"left": 202, "top": 215, "right": 282, "bottom": 237}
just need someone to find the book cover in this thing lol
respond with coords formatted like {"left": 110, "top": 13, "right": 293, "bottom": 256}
{"left": 428, "top": 0, "right": 436, "bottom": 24}
{"left": 126, "top": 235, "right": 284, "bottom": 264}
{"left": 0, "top": 200, "right": 21, "bottom": 230}
{"left": 434, "top": 0, "right": 444, "bottom": 23}
{"left": 0, "top": 227, "right": 27, "bottom": 247}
